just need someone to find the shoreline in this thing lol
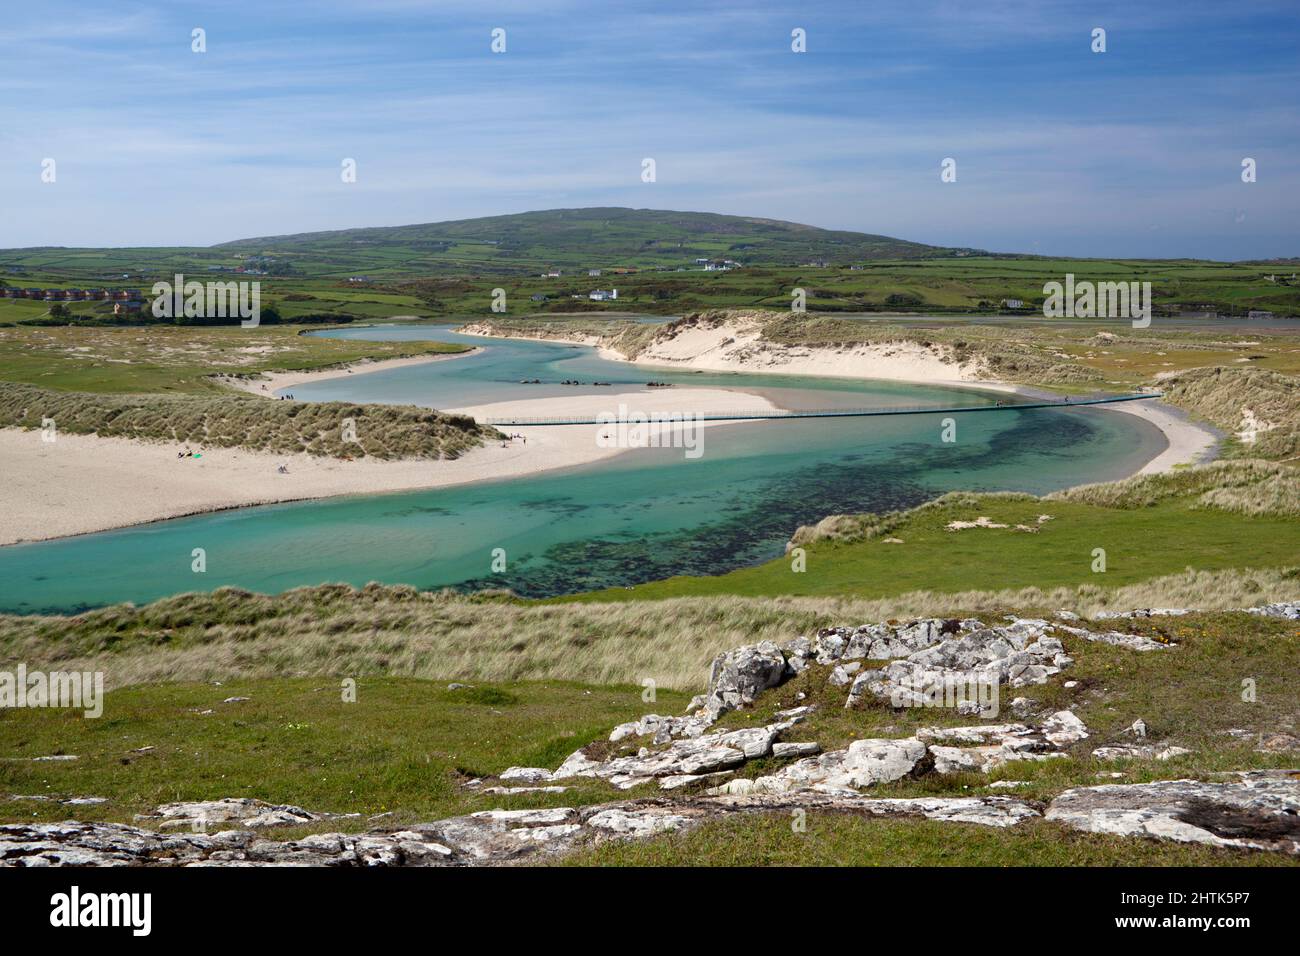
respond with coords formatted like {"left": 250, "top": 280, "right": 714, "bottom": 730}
{"left": 0, "top": 387, "right": 777, "bottom": 546}
{"left": 461, "top": 325, "right": 1220, "bottom": 476}
{"left": 216, "top": 348, "right": 479, "bottom": 397}
{"left": 0, "top": 324, "right": 1221, "bottom": 546}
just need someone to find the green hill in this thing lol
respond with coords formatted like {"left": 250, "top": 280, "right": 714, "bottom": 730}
{"left": 215, "top": 207, "right": 968, "bottom": 273}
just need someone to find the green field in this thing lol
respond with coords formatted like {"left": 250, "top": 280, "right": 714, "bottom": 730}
{"left": 3, "top": 208, "right": 1297, "bottom": 321}
{"left": 2, "top": 609, "right": 1296, "bottom": 865}
{"left": 0, "top": 677, "right": 687, "bottom": 828}
{"left": 565, "top": 815, "right": 1293, "bottom": 867}
{"left": 0, "top": 324, "right": 467, "bottom": 394}
{"left": 566, "top": 489, "right": 1299, "bottom": 604}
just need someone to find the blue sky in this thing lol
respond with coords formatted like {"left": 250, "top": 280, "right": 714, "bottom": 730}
{"left": 1, "top": 0, "right": 1297, "bottom": 258}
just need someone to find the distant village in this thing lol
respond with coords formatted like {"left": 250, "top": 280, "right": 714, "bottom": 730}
{"left": 0, "top": 286, "right": 144, "bottom": 313}
{"left": 526, "top": 257, "right": 745, "bottom": 304}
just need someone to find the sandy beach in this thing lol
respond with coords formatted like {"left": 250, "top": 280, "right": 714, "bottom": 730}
{"left": 1092, "top": 397, "right": 1220, "bottom": 475}
{"left": 0, "top": 387, "right": 775, "bottom": 545}
{"left": 465, "top": 320, "right": 1221, "bottom": 476}
{"left": 0, "top": 321, "right": 1219, "bottom": 546}
{"left": 217, "top": 349, "right": 479, "bottom": 396}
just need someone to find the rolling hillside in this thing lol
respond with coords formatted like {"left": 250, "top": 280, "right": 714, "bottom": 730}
{"left": 215, "top": 207, "right": 966, "bottom": 273}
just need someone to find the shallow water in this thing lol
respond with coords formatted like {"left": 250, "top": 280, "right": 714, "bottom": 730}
{"left": 0, "top": 324, "right": 1162, "bottom": 613}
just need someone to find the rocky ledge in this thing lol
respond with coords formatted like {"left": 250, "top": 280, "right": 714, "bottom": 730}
{"left": 1046, "top": 770, "right": 1300, "bottom": 855}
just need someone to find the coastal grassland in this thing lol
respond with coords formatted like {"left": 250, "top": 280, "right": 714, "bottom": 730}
{"left": 1, "top": 607, "right": 1295, "bottom": 867}
{"left": 1050, "top": 460, "right": 1300, "bottom": 514}
{"left": 0, "top": 677, "right": 688, "bottom": 829}
{"left": 0, "top": 567, "right": 1294, "bottom": 693}
{"left": 459, "top": 315, "right": 664, "bottom": 357}
{"left": 697, "top": 611, "right": 1299, "bottom": 790}
{"left": 0, "top": 382, "right": 492, "bottom": 459}
{"left": 403, "top": 258, "right": 1299, "bottom": 317}
{"left": 0, "top": 323, "right": 467, "bottom": 394}
{"left": 1155, "top": 367, "right": 1300, "bottom": 460}
{"left": 570, "top": 462, "right": 1300, "bottom": 603}
{"left": 564, "top": 816, "right": 1295, "bottom": 867}
{"left": 572, "top": 608, "right": 1300, "bottom": 866}
{"left": 753, "top": 312, "right": 1300, "bottom": 384}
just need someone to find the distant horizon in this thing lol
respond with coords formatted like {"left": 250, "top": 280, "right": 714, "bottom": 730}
{"left": 2, "top": 1, "right": 1298, "bottom": 258}
{"left": 1, "top": 205, "right": 1295, "bottom": 264}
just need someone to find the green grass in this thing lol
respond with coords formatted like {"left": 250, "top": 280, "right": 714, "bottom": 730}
{"left": 696, "top": 609, "right": 1299, "bottom": 790}
{"left": 563, "top": 814, "right": 1296, "bottom": 866}
{"left": 4, "top": 208, "right": 1297, "bottom": 315}
{"left": 568, "top": 609, "right": 1300, "bottom": 866}
{"left": 2, "top": 568, "right": 1296, "bottom": 695}
{"left": 3, "top": 611, "right": 1295, "bottom": 865}
{"left": 0, "top": 677, "right": 688, "bottom": 828}
{"left": 567, "top": 492, "right": 1300, "bottom": 603}
{"left": 0, "top": 323, "right": 468, "bottom": 394}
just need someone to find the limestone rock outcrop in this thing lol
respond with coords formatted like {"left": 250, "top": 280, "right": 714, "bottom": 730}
{"left": 1045, "top": 770, "right": 1300, "bottom": 854}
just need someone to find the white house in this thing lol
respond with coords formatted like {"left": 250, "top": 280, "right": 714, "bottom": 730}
{"left": 1002, "top": 298, "right": 1024, "bottom": 309}
{"left": 588, "top": 269, "right": 601, "bottom": 276}
{"left": 589, "top": 289, "right": 618, "bottom": 301}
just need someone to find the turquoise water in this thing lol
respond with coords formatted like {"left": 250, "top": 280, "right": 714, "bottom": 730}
{"left": 0, "top": 325, "right": 1162, "bottom": 613}
{"left": 286, "top": 324, "right": 985, "bottom": 412}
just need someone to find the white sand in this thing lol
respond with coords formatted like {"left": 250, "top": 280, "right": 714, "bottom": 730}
{"left": 218, "top": 349, "right": 478, "bottom": 396}
{"left": 1092, "top": 398, "right": 1219, "bottom": 475}
{"left": 0, "top": 387, "right": 775, "bottom": 545}
{"left": 445, "top": 387, "right": 774, "bottom": 422}
{"left": 631, "top": 317, "right": 989, "bottom": 387}
{"left": 466, "top": 319, "right": 1220, "bottom": 475}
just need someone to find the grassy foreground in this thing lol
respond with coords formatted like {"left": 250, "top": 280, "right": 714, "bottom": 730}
{"left": 565, "top": 816, "right": 1293, "bottom": 867}
{"left": 1, "top": 610, "right": 1296, "bottom": 866}
{"left": 0, "top": 678, "right": 686, "bottom": 828}
{"left": 1, "top": 567, "right": 1295, "bottom": 693}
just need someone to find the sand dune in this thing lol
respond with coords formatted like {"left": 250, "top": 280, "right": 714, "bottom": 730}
{"left": 631, "top": 317, "right": 989, "bottom": 386}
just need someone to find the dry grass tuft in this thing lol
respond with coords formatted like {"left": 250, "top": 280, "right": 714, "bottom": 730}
{"left": 1157, "top": 366, "right": 1300, "bottom": 460}
{"left": 2, "top": 568, "right": 1294, "bottom": 691}
{"left": 1050, "top": 459, "right": 1300, "bottom": 515}
{"left": 0, "top": 382, "right": 495, "bottom": 459}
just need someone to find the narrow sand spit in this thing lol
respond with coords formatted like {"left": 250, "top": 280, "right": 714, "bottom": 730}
{"left": 0, "top": 387, "right": 775, "bottom": 545}
{"left": 217, "top": 349, "right": 478, "bottom": 396}
{"left": 463, "top": 322, "right": 1221, "bottom": 477}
